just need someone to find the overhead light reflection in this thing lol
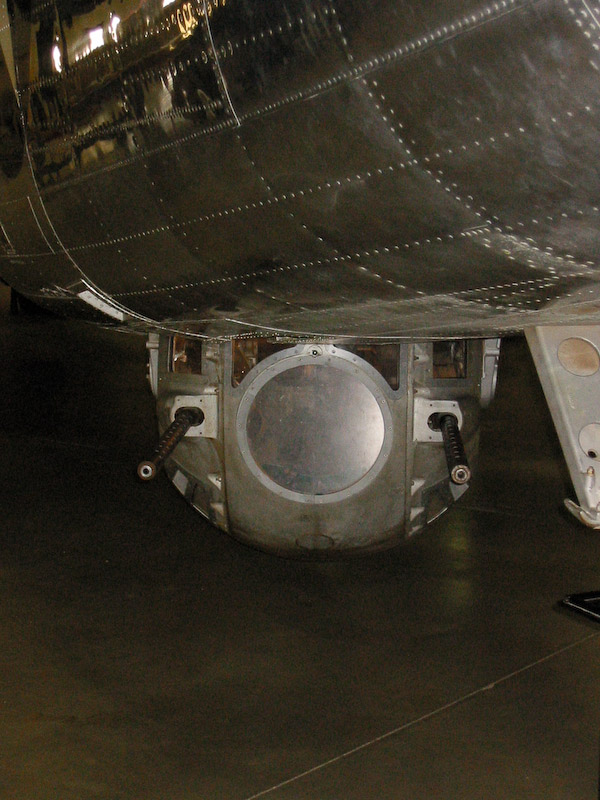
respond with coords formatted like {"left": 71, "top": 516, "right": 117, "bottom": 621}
{"left": 108, "top": 15, "right": 120, "bottom": 41}
{"left": 88, "top": 27, "right": 105, "bottom": 53}
{"left": 52, "top": 44, "right": 62, "bottom": 72}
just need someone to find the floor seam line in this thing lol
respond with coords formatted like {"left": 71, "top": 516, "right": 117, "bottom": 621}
{"left": 242, "top": 631, "right": 600, "bottom": 799}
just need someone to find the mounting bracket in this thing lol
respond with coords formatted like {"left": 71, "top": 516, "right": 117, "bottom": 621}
{"left": 526, "top": 326, "right": 600, "bottom": 529}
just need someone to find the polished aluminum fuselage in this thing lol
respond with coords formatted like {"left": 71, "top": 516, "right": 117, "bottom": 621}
{"left": 1, "top": 0, "right": 599, "bottom": 340}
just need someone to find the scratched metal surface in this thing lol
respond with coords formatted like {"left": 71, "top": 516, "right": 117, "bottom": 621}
{"left": 1, "top": 0, "right": 600, "bottom": 339}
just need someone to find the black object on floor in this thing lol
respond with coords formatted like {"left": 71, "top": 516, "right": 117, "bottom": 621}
{"left": 562, "top": 592, "right": 600, "bottom": 622}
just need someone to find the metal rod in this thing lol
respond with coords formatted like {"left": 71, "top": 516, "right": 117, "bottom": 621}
{"left": 436, "top": 413, "right": 471, "bottom": 485}
{"left": 137, "top": 407, "right": 204, "bottom": 481}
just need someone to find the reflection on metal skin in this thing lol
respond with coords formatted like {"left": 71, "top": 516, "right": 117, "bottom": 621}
{"left": 2, "top": 0, "right": 600, "bottom": 337}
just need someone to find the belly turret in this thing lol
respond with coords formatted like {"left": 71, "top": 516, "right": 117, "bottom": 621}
{"left": 143, "top": 333, "right": 499, "bottom": 556}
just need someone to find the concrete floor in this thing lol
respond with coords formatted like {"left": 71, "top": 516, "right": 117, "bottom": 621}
{"left": 0, "top": 286, "right": 599, "bottom": 799}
